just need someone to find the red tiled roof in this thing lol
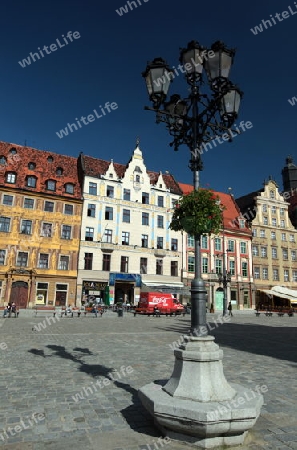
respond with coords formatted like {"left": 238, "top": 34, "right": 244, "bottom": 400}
{"left": 82, "top": 155, "right": 183, "bottom": 195}
{"left": 0, "top": 141, "right": 82, "bottom": 200}
{"left": 178, "top": 182, "right": 251, "bottom": 233}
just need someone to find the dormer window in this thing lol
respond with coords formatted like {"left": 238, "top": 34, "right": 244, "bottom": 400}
{"left": 26, "top": 176, "right": 37, "bottom": 188}
{"left": 239, "top": 219, "right": 245, "bottom": 229}
{"left": 9, "top": 148, "right": 17, "bottom": 155}
{"left": 28, "top": 162, "right": 36, "bottom": 170}
{"left": 109, "top": 173, "right": 113, "bottom": 178}
{"left": 65, "top": 183, "right": 74, "bottom": 194}
{"left": 270, "top": 190, "right": 275, "bottom": 199}
{"left": 56, "top": 167, "right": 63, "bottom": 176}
{"left": 46, "top": 180, "right": 56, "bottom": 191}
{"left": 134, "top": 166, "right": 142, "bottom": 173}
{"left": 5, "top": 172, "right": 16, "bottom": 184}
{"left": 47, "top": 156, "right": 54, "bottom": 163}
{"left": 135, "top": 175, "right": 140, "bottom": 183}
{"left": 0, "top": 156, "right": 7, "bottom": 165}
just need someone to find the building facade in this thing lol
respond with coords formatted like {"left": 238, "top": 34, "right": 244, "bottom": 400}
{"left": 236, "top": 179, "right": 297, "bottom": 307}
{"left": 76, "top": 145, "right": 185, "bottom": 306}
{"left": 0, "top": 142, "right": 82, "bottom": 308}
{"left": 179, "top": 184, "right": 254, "bottom": 310}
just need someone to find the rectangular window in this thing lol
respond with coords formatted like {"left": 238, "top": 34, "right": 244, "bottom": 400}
{"left": 271, "top": 231, "right": 276, "bottom": 240}
{"left": 24, "top": 198, "right": 34, "bottom": 209}
{"left": 252, "top": 229, "right": 257, "bottom": 237}
{"left": 105, "top": 207, "right": 113, "bottom": 220}
{"left": 41, "top": 223, "right": 52, "bottom": 237}
{"left": 188, "top": 235, "right": 194, "bottom": 247}
{"left": 0, "top": 217, "right": 11, "bottom": 232}
{"left": 260, "top": 230, "right": 265, "bottom": 238}
{"left": 240, "top": 242, "right": 247, "bottom": 254}
{"left": 122, "top": 209, "right": 130, "bottom": 223}
{"left": 156, "top": 258, "right": 163, "bottom": 275}
{"left": 62, "top": 225, "right": 72, "bottom": 240}
{"left": 103, "top": 254, "right": 111, "bottom": 271}
{"left": 59, "top": 256, "right": 69, "bottom": 270}
{"left": 292, "top": 250, "right": 296, "bottom": 261}
{"left": 282, "top": 248, "right": 288, "bottom": 260}
{"left": 228, "top": 240, "right": 235, "bottom": 252}
{"left": 157, "top": 196, "right": 164, "bottom": 207}
{"left": 171, "top": 261, "right": 178, "bottom": 277}
{"left": 89, "top": 182, "right": 97, "bottom": 195}
{"left": 21, "top": 219, "right": 32, "bottom": 235}
{"left": 280, "top": 220, "right": 285, "bottom": 228}
{"left": 103, "top": 229, "right": 112, "bottom": 243}
{"left": 252, "top": 245, "right": 259, "bottom": 256}
{"left": 36, "top": 282, "right": 48, "bottom": 305}
{"left": 87, "top": 204, "right": 96, "bottom": 217}
{"left": 85, "top": 227, "right": 94, "bottom": 241}
{"left": 273, "top": 268, "right": 279, "bottom": 281}
{"left": 272, "top": 247, "right": 277, "bottom": 259}
{"left": 3, "top": 195, "right": 13, "bottom": 206}
{"left": 120, "top": 256, "right": 128, "bottom": 273}
{"left": 64, "top": 204, "right": 73, "bottom": 215}
{"left": 242, "top": 261, "right": 248, "bottom": 277}
{"left": 290, "top": 234, "right": 295, "bottom": 242}
{"left": 157, "top": 215, "right": 164, "bottom": 228}
{"left": 293, "top": 271, "right": 297, "bottom": 282}
{"left": 201, "top": 235, "right": 208, "bottom": 249}
{"left": 38, "top": 253, "right": 49, "bottom": 269}
{"left": 141, "top": 234, "right": 148, "bottom": 248}
{"left": 106, "top": 185, "right": 114, "bottom": 198}
{"left": 122, "top": 231, "right": 129, "bottom": 245}
{"left": 44, "top": 201, "right": 54, "bottom": 212}
{"left": 27, "top": 176, "right": 36, "bottom": 188}
{"left": 280, "top": 207, "right": 285, "bottom": 216}
{"left": 142, "top": 212, "right": 149, "bottom": 225}
{"left": 202, "top": 257, "right": 208, "bottom": 274}
{"left": 142, "top": 192, "right": 149, "bottom": 204}
{"left": 271, "top": 218, "right": 277, "bottom": 226}
{"left": 16, "top": 251, "right": 28, "bottom": 267}
{"left": 271, "top": 206, "right": 276, "bottom": 214}
{"left": 140, "top": 257, "right": 147, "bottom": 274}
{"left": 188, "top": 256, "right": 195, "bottom": 273}
{"left": 262, "top": 204, "right": 267, "bottom": 212}
{"left": 214, "top": 238, "right": 221, "bottom": 251}
{"left": 6, "top": 172, "right": 16, "bottom": 183}
{"left": 215, "top": 259, "right": 222, "bottom": 274}
{"left": 284, "top": 269, "right": 289, "bottom": 282}
{"left": 262, "top": 267, "right": 268, "bottom": 280}
{"left": 123, "top": 189, "right": 130, "bottom": 201}
{"left": 157, "top": 237, "right": 163, "bottom": 249}
{"left": 171, "top": 238, "right": 178, "bottom": 251}
{"left": 84, "top": 253, "right": 93, "bottom": 270}
{"left": 263, "top": 216, "right": 268, "bottom": 225}
{"left": 261, "top": 247, "right": 267, "bottom": 258}
{"left": 229, "top": 260, "right": 235, "bottom": 275}
{"left": 254, "top": 267, "right": 260, "bottom": 279}
{"left": 0, "top": 249, "right": 6, "bottom": 265}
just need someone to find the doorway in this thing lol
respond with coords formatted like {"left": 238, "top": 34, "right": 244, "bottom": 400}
{"left": 10, "top": 281, "right": 28, "bottom": 308}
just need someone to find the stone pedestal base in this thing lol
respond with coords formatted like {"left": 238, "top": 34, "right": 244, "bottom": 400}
{"left": 139, "top": 336, "right": 263, "bottom": 449}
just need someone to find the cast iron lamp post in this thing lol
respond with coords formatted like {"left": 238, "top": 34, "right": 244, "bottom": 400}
{"left": 142, "top": 40, "right": 243, "bottom": 336}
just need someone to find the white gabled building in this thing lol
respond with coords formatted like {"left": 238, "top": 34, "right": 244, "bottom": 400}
{"left": 76, "top": 144, "right": 185, "bottom": 306}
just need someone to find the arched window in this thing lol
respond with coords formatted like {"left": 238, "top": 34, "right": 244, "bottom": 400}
{"left": 26, "top": 176, "right": 37, "bottom": 188}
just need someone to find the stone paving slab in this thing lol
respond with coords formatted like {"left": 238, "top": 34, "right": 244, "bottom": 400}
{"left": 0, "top": 311, "right": 296, "bottom": 449}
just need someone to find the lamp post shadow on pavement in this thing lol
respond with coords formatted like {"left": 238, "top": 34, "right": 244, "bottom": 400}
{"left": 138, "top": 40, "right": 263, "bottom": 449}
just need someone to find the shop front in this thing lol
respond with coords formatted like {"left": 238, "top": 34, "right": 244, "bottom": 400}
{"left": 82, "top": 280, "right": 108, "bottom": 305}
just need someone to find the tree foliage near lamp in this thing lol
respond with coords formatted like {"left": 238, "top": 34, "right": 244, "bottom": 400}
{"left": 169, "top": 188, "right": 225, "bottom": 237}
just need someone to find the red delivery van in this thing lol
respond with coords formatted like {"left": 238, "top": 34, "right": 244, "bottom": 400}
{"left": 134, "top": 292, "right": 184, "bottom": 315}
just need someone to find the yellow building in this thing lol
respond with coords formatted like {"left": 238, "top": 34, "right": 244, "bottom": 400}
{"left": 0, "top": 142, "right": 83, "bottom": 308}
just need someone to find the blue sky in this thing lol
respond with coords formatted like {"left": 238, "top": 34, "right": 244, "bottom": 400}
{"left": 0, "top": 0, "right": 296, "bottom": 197}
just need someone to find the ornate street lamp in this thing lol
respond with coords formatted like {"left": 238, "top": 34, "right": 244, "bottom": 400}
{"left": 142, "top": 40, "right": 243, "bottom": 336}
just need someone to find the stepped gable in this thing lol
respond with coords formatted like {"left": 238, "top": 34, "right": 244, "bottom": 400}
{"left": 0, "top": 140, "right": 81, "bottom": 199}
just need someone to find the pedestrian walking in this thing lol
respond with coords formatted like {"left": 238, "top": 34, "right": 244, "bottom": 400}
{"left": 228, "top": 301, "right": 233, "bottom": 316}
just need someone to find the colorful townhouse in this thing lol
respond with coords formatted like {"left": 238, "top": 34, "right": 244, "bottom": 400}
{"left": 0, "top": 141, "right": 83, "bottom": 308}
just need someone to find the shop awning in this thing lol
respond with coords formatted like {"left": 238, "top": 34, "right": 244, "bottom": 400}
{"left": 259, "top": 286, "right": 297, "bottom": 301}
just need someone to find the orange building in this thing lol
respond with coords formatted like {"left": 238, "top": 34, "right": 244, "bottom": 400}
{"left": 0, "top": 142, "right": 82, "bottom": 308}
{"left": 179, "top": 184, "right": 255, "bottom": 310}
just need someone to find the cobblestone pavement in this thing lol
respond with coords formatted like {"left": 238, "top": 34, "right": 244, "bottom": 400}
{"left": 0, "top": 310, "right": 297, "bottom": 450}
